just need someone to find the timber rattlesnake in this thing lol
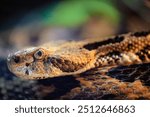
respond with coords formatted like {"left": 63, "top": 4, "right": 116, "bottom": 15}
{"left": 6, "top": 31, "right": 150, "bottom": 99}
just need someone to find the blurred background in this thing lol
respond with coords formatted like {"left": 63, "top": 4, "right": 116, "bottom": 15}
{"left": 0, "top": 0, "right": 150, "bottom": 57}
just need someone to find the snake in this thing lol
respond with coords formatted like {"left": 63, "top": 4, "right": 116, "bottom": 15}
{"left": 7, "top": 31, "right": 150, "bottom": 79}
{"left": 6, "top": 31, "right": 150, "bottom": 99}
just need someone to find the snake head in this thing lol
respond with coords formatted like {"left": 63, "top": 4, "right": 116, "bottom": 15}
{"left": 7, "top": 46, "right": 95, "bottom": 80}
{"left": 7, "top": 47, "right": 54, "bottom": 79}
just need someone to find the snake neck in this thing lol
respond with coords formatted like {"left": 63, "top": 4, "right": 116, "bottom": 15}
{"left": 90, "top": 32, "right": 150, "bottom": 67}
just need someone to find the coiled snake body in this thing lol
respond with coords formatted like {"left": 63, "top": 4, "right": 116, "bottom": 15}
{"left": 7, "top": 31, "right": 150, "bottom": 99}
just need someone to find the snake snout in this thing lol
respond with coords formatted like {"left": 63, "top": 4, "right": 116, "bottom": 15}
{"left": 7, "top": 54, "right": 21, "bottom": 64}
{"left": 7, "top": 54, "right": 21, "bottom": 72}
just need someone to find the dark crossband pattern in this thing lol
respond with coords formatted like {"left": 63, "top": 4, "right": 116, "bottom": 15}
{"left": 131, "top": 31, "right": 150, "bottom": 37}
{"left": 83, "top": 36, "right": 124, "bottom": 50}
{"left": 107, "top": 63, "right": 150, "bottom": 86}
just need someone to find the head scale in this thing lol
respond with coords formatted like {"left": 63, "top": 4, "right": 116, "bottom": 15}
{"left": 7, "top": 47, "right": 57, "bottom": 79}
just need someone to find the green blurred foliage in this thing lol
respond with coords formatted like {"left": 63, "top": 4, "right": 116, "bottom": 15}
{"left": 43, "top": 0, "right": 121, "bottom": 27}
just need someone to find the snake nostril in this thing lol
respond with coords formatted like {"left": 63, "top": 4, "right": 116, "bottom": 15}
{"left": 26, "top": 63, "right": 30, "bottom": 67}
{"left": 13, "top": 55, "right": 20, "bottom": 63}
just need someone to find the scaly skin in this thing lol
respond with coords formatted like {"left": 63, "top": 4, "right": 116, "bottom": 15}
{"left": 7, "top": 31, "right": 150, "bottom": 80}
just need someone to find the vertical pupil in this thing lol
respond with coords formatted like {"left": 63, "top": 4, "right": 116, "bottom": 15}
{"left": 13, "top": 56, "right": 20, "bottom": 63}
{"left": 37, "top": 51, "right": 42, "bottom": 56}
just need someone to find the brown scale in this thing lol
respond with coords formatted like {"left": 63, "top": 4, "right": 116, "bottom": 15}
{"left": 45, "top": 57, "right": 87, "bottom": 72}
{"left": 136, "top": 45, "right": 150, "bottom": 62}
{"left": 94, "top": 33, "right": 150, "bottom": 67}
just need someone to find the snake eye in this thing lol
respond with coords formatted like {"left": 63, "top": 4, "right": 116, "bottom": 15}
{"left": 34, "top": 49, "right": 44, "bottom": 59}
